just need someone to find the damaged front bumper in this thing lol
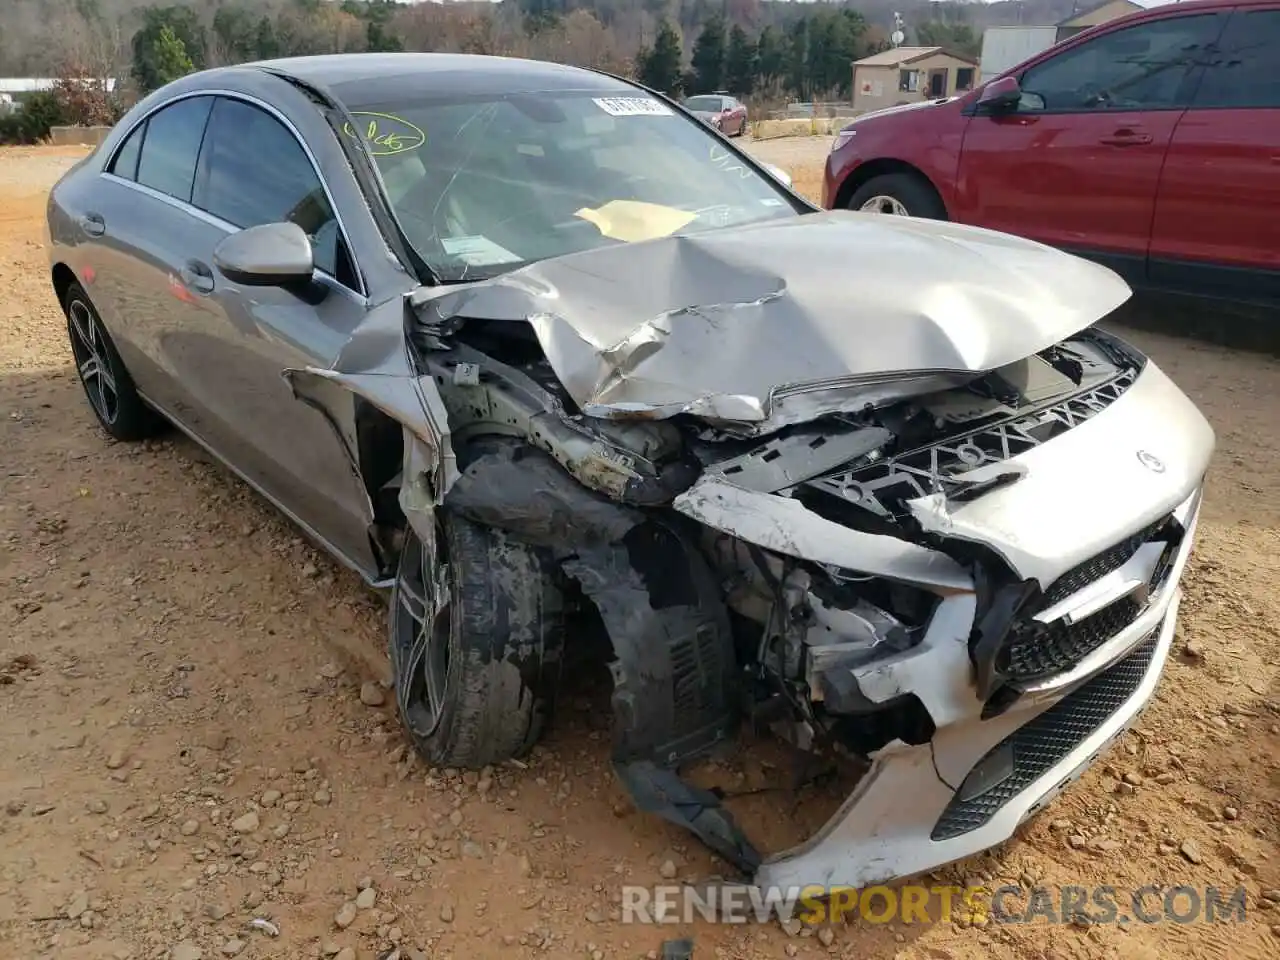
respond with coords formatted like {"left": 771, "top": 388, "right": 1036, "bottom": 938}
{"left": 755, "top": 505, "right": 1195, "bottom": 890}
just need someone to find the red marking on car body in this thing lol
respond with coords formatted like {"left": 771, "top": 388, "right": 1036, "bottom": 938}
{"left": 167, "top": 273, "right": 197, "bottom": 304}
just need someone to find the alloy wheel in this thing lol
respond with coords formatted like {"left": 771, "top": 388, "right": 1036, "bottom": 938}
{"left": 859, "top": 195, "right": 911, "bottom": 216}
{"left": 67, "top": 299, "right": 119, "bottom": 426}
{"left": 392, "top": 529, "right": 453, "bottom": 737}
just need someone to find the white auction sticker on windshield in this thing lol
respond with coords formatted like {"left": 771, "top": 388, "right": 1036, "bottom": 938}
{"left": 592, "top": 97, "right": 673, "bottom": 118}
{"left": 441, "top": 235, "right": 521, "bottom": 266}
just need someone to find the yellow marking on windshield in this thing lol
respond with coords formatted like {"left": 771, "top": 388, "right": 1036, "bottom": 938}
{"left": 341, "top": 112, "right": 426, "bottom": 156}
{"left": 574, "top": 200, "right": 698, "bottom": 243}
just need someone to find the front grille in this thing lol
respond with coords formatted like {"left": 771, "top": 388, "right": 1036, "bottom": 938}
{"left": 932, "top": 632, "right": 1159, "bottom": 842}
{"left": 1042, "top": 515, "right": 1174, "bottom": 606}
{"left": 999, "top": 516, "right": 1180, "bottom": 682}
{"left": 1003, "top": 597, "right": 1142, "bottom": 681}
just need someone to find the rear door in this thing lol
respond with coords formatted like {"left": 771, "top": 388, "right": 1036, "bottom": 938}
{"left": 91, "top": 95, "right": 216, "bottom": 408}
{"left": 1149, "top": 4, "right": 1280, "bottom": 301}
{"left": 954, "top": 10, "right": 1227, "bottom": 278}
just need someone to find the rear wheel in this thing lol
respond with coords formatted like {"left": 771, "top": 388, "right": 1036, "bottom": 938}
{"left": 62, "top": 281, "right": 160, "bottom": 441}
{"left": 847, "top": 173, "right": 946, "bottom": 220}
{"left": 389, "top": 511, "right": 566, "bottom": 769}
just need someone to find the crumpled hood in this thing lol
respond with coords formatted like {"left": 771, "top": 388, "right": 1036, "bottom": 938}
{"left": 410, "top": 209, "right": 1131, "bottom": 434}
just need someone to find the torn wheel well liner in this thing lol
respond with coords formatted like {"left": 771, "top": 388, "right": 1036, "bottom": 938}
{"left": 441, "top": 436, "right": 759, "bottom": 874}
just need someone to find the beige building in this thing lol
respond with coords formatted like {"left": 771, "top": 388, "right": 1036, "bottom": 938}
{"left": 1056, "top": 0, "right": 1177, "bottom": 40}
{"left": 851, "top": 47, "right": 980, "bottom": 112}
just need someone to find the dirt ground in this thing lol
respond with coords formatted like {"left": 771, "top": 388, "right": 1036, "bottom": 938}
{"left": 1, "top": 141, "right": 1278, "bottom": 960}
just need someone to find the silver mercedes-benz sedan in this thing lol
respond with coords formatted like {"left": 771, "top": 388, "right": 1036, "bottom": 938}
{"left": 46, "top": 53, "right": 1214, "bottom": 892}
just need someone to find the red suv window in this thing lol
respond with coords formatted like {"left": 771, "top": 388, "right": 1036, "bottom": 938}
{"left": 1192, "top": 8, "right": 1280, "bottom": 108}
{"left": 1016, "top": 13, "right": 1223, "bottom": 112}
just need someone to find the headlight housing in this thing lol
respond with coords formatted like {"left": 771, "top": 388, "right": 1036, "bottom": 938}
{"left": 831, "top": 127, "right": 856, "bottom": 153}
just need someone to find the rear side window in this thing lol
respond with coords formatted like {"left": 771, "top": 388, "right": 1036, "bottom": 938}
{"left": 195, "top": 97, "right": 341, "bottom": 278}
{"left": 1192, "top": 10, "right": 1280, "bottom": 109}
{"left": 136, "top": 96, "right": 214, "bottom": 201}
{"left": 1018, "top": 14, "right": 1223, "bottom": 112}
{"left": 109, "top": 120, "right": 146, "bottom": 180}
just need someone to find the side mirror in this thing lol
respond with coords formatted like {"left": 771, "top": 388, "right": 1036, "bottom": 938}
{"left": 763, "top": 163, "right": 793, "bottom": 189}
{"left": 977, "top": 76, "right": 1022, "bottom": 112}
{"left": 214, "top": 221, "right": 315, "bottom": 287}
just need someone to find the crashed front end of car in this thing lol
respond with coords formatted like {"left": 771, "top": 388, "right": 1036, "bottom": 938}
{"left": 298, "top": 210, "right": 1213, "bottom": 890}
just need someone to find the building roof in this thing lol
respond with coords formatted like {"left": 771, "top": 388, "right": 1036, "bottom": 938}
{"left": 1057, "top": 0, "right": 1179, "bottom": 26}
{"left": 0, "top": 77, "right": 117, "bottom": 93}
{"left": 852, "top": 46, "right": 980, "bottom": 68}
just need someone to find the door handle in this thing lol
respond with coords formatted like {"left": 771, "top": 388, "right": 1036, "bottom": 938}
{"left": 180, "top": 259, "right": 215, "bottom": 294}
{"left": 1099, "top": 131, "right": 1153, "bottom": 146}
{"left": 79, "top": 212, "right": 106, "bottom": 237}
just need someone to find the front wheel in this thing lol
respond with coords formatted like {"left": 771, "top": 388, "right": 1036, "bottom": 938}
{"left": 847, "top": 173, "right": 946, "bottom": 220}
{"left": 389, "top": 511, "right": 566, "bottom": 769}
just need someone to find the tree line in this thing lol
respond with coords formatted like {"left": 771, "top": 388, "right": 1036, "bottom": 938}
{"left": 637, "top": 8, "right": 879, "bottom": 100}
{"left": 0, "top": 0, "right": 1061, "bottom": 143}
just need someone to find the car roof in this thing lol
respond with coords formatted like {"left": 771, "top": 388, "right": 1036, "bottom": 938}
{"left": 244, "top": 52, "right": 635, "bottom": 104}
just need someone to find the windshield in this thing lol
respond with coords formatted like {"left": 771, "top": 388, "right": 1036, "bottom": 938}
{"left": 682, "top": 96, "right": 723, "bottom": 112}
{"left": 337, "top": 90, "right": 798, "bottom": 282}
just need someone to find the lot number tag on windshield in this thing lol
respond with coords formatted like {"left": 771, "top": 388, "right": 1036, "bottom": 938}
{"left": 592, "top": 97, "right": 673, "bottom": 118}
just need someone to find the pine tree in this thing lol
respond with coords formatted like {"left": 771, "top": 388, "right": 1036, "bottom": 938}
{"left": 637, "top": 19, "right": 683, "bottom": 96}
{"left": 690, "top": 14, "right": 727, "bottom": 94}
{"left": 725, "top": 24, "right": 756, "bottom": 96}
{"left": 755, "top": 26, "right": 785, "bottom": 88}
{"left": 150, "top": 26, "right": 193, "bottom": 88}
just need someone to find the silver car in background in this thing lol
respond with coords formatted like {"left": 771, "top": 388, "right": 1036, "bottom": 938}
{"left": 46, "top": 53, "right": 1213, "bottom": 891}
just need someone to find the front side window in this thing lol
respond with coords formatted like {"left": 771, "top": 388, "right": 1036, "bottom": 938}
{"left": 135, "top": 96, "right": 214, "bottom": 202}
{"left": 337, "top": 90, "right": 801, "bottom": 283}
{"left": 1018, "top": 13, "right": 1223, "bottom": 112}
{"left": 195, "top": 97, "right": 340, "bottom": 277}
{"left": 1192, "top": 10, "right": 1280, "bottom": 109}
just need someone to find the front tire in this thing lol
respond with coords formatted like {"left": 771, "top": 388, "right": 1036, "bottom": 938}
{"left": 847, "top": 173, "right": 946, "bottom": 220}
{"left": 62, "top": 281, "right": 160, "bottom": 441}
{"left": 389, "top": 511, "right": 566, "bottom": 769}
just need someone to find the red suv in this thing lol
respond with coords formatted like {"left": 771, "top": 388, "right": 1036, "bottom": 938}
{"left": 823, "top": 0, "right": 1280, "bottom": 305}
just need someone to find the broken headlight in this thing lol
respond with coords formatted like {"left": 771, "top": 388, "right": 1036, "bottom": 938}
{"left": 757, "top": 561, "right": 937, "bottom": 693}
{"left": 798, "top": 564, "right": 936, "bottom": 694}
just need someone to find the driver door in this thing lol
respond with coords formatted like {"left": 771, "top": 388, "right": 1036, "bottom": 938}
{"left": 167, "top": 95, "right": 379, "bottom": 574}
{"left": 954, "top": 10, "right": 1227, "bottom": 277}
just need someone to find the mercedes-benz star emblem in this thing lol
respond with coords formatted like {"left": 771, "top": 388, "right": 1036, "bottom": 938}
{"left": 1136, "top": 450, "right": 1165, "bottom": 473}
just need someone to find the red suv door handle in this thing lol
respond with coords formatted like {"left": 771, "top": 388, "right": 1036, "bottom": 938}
{"left": 1099, "top": 131, "right": 1153, "bottom": 146}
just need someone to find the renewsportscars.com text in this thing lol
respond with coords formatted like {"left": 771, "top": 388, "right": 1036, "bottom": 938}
{"left": 620, "top": 883, "right": 1250, "bottom": 926}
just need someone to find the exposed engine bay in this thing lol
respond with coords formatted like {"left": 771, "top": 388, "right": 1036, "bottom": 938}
{"left": 375, "top": 311, "right": 1199, "bottom": 879}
